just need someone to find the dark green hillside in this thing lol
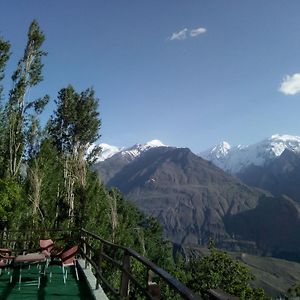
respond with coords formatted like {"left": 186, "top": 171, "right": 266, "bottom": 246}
{"left": 237, "top": 252, "right": 300, "bottom": 298}
{"left": 183, "top": 246, "right": 300, "bottom": 298}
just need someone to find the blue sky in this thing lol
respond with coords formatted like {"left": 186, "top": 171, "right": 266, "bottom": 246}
{"left": 1, "top": 0, "right": 300, "bottom": 152}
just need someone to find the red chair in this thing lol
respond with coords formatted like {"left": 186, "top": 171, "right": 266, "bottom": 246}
{"left": 0, "top": 249, "right": 15, "bottom": 282}
{"left": 39, "top": 239, "right": 54, "bottom": 274}
{"left": 50, "top": 245, "right": 79, "bottom": 284}
{"left": 39, "top": 239, "right": 54, "bottom": 258}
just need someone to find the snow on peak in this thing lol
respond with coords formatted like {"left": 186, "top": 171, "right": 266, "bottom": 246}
{"left": 89, "top": 143, "right": 122, "bottom": 162}
{"left": 262, "top": 134, "right": 300, "bottom": 157}
{"left": 201, "top": 134, "right": 300, "bottom": 174}
{"left": 99, "top": 143, "right": 122, "bottom": 161}
{"left": 94, "top": 139, "right": 167, "bottom": 162}
{"left": 121, "top": 139, "right": 166, "bottom": 159}
{"left": 211, "top": 141, "right": 231, "bottom": 158}
{"left": 145, "top": 139, "right": 165, "bottom": 148}
{"left": 201, "top": 141, "right": 231, "bottom": 164}
{"left": 270, "top": 134, "right": 300, "bottom": 142}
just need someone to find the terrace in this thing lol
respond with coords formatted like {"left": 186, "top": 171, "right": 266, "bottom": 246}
{"left": 0, "top": 228, "right": 237, "bottom": 300}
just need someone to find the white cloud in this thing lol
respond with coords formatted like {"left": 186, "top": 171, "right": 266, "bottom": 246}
{"left": 169, "top": 28, "right": 188, "bottom": 41}
{"left": 279, "top": 73, "right": 300, "bottom": 95}
{"left": 169, "top": 26, "right": 206, "bottom": 41}
{"left": 190, "top": 27, "right": 207, "bottom": 37}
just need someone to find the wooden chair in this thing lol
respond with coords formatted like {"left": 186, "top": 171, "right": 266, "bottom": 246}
{"left": 50, "top": 245, "right": 79, "bottom": 284}
{"left": 39, "top": 239, "right": 54, "bottom": 273}
{"left": 39, "top": 239, "right": 54, "bottom": 258}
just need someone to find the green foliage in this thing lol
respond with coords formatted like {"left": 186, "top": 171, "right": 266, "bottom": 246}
{"left": 0, "top": 37, "right": 10, "bottom": 99}
{"left": 0, "top": 178, "right": 24, "bottom": 229}
{"left": 183, "top": 246, "right": 270, "bottom": 300}
{"left": 5, "top": 20, "right": 48, "bottom": 178}
{"left": 30, "top": 138, "right": 65, "bottom": 228}
{"left": 287, "top": 283, "right": 300, "bottom": 298}
{"left": 74, "top": 170, "right": 107, "bottom": 229}
{"left": 49, "top": 85, "right": 100, "bottom": 157}
{"left": 48, "top": 85, "right": 101, "bottom": 227}
{"left": 11, "top": 20, "right": 46, "bottom": 86}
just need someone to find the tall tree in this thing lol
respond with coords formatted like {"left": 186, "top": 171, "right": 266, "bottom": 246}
{"left": 0, "top": 37, "right": 10, "bottom": 100}
{"left": 27, "top": 138, "right": 65, "bottom": 228}
{"left": 49, "top": 85, "right": 101, "bottom": 226}
{"left": 6, "top": 20, "right": 48, "bottom": 178}
{"left": 26, "top": 116, "right": 46, "bottom": 225}
{"left": 0, "top": 37, "right": 11, "bottom": 174}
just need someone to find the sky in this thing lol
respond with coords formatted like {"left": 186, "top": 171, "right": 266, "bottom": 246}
{"left": 1, "top": 0, "right": 300, "bottom": 152}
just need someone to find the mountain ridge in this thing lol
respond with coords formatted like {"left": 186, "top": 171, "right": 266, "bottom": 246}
{"left": 201, "top": 134, "right": 300, "bottom": 174}
{"left": 104, "top": 146, "right": 266, "bottom": 245}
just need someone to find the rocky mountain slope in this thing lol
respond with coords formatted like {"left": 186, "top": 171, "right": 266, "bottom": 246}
{"left": 225, "top": 195, "right": 300, "bottom": 261}
{"left": 95, "top": 137, "right": 300, "bottom": 260}
{"left": 94, "top": 140, "right": 166, "bottom": 183}
{"left": 237, "top": 149, "right": 300, "bottom": 203}
{"left": 103, "top": 146, "right": 265, "bottom": 246}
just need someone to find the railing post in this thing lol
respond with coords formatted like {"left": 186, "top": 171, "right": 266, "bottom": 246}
{"left": 96, "top": 243, "right": 103, "bottom": 290}
{"left": 147, "top": 269, "right": 161, "bottom": 300}
{"left": 82, "top": 234, "right": 88, "bottom": 269}
{"left": 88, "top": 235, "right": 92, "bottom": 268}
{"left": 120, "top": 250, "right": 130, "bottom": 298}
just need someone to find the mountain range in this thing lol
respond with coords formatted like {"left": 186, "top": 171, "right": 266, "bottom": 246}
{"left": 97, "top": 146, "right": 265, "bottom": 245}
{"left": 201, "top": 134, "right": 300, "bottom": 174}
{"left": 94, "top": 140, "right": 165, "bottom": 183}
{"left": 94, "top": 134, "right": 300, "bottom": 261}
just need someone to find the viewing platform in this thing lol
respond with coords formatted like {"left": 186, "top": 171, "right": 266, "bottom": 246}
{"left": 0, "top": 228, "right": 238, "bottom": 300}
{"left": 0, "top": 264, "right": 94, "bottom": 299}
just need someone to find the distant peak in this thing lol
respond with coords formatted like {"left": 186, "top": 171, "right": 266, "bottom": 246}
{"left": 211, "top": 141, "right": 231, "bottom": 156}
{"left": 145, "top": 139, "right": 165, "bottom": 147}
{"left": 219, "top": 141, "right": 231, "bottom": 149}
{"left": 99, "top": 143, "right": 120, "bottom": 150}
{"left": 269, "top": 134, "right": 300, "bottom": 142}
{"left": 89, "top": 142, "right": 121, "bottom": 162}
{"left": 119, "top": 139, "right": 167, "bottom": 160}
{"left": 201, "top": 133, "right": 300, "bottom": 174}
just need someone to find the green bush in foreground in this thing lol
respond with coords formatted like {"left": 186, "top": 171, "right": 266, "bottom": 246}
{"left": 174, "top": 243, "right": 270, "bottom": 300}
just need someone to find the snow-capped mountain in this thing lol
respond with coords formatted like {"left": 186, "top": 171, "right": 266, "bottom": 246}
{"left": 119, "top": 139, "right": 165, "bottom": 160}
{"left": 96, "top": 139, "right": 166, "bottom": 162}
{"left": 201, "top": 134, "right": 300, "bottom": 174}
{"left": 201, "top": 141, "right": 231, "bottom": 163}
{"left": 94, "top": 139, "right": 167, "bottom": 183}
{"left": 87, "top": 143, "right": 122, "bottom": 162}
{"left": 98, "top": 143, "right": 122, "bottom": 161}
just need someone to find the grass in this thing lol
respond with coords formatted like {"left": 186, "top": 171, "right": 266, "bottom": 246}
{"left": 0, "top": 264, "right": 94, "bottom": 300}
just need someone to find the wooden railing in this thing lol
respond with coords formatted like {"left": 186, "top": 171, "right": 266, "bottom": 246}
{"left": 79, "top": 228, "right": 238, "bottom": 300}
{"left": 79, "top": 228, "right": 201, "bottom": 299}
{"left": 0, "top": 228, "right": 238, "bottom": 300}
